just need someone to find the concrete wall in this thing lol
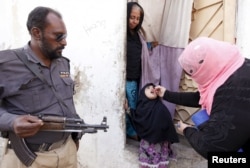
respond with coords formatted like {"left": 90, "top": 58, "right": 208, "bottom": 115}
{"left": 0, "top": 0, "right": 250, "bottom": 168}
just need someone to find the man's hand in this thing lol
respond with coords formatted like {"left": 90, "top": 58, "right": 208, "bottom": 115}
{"left": 154, "top": 85, "right": 166, "bottom": 98}
{"left": 13, "top": 115, "right": 43, "bottom": 138}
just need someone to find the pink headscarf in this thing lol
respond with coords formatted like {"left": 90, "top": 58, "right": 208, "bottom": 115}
{"left": 178, "top": 37, "right": 245, "bottom": 115}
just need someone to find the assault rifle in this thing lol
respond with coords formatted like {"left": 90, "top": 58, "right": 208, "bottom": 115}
{"left": 8, "top": 115, "right": 109, "bottom": 166}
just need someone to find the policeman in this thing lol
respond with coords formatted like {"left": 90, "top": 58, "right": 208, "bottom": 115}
{"left": 0, "top": 6, "right": 79, "bottom": 168}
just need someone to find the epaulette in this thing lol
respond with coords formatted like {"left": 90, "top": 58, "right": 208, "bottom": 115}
{"left": 61, "top": 56, "right": 70, "bottom": 62}
{"left": 61, "top": 56, "right": 71, "bottom": 70}
{"left": 0, "top": 49, "right": 19, "bottom": 63}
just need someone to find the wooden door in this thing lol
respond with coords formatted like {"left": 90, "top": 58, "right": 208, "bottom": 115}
{"left": 190, "top": 0, "right": 236, "bottom": 43}
{"left": 174, "top": 0, "right": 237, "bottom": 133}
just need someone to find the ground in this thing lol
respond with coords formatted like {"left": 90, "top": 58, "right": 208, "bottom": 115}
{"left": 0, "top": 134, "right": 207, "bottom": 168}
{"left": 126, "top": 135, "right": 207, "bottom": 168}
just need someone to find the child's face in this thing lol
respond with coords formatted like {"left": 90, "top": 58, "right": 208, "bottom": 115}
{"left": 145, "top": 85, "right": 157, "bottom": 99}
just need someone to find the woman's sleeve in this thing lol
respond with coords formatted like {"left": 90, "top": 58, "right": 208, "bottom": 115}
{"left": 183, "top": 127, "right": 208, "bottom": 158}
{"left": 182, "top": 88, "right": 246, "bottom": 159}
{"left": 162, "top": 90, "right": 201, "bottom": 107}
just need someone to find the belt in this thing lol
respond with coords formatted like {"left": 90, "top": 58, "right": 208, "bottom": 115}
{"left": 8, "top": 137, "right": 68, "bottom": 152}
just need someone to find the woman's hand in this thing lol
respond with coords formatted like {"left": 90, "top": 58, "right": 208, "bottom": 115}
{"left": 154, "top": 85, "right": 166, "bottom": 97}
{"left": 176, "top": 120, "right": 192, "bottom": 134}
{"left": 124, "top": 98, "right": 129, "bottom": 110}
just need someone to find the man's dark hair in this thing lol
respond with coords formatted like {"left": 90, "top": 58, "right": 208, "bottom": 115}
{"left": 26, "top": 6, "right": 62, "bottom": 33}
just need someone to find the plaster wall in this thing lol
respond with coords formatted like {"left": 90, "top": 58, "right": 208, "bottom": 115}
{"left": 0, "top": 0, "right": 138, "bottom": 167}
{"left": 236, "top": 0, "right": 250, "bottom": 58}
{"left": 0, "top": 0, "right": 250, "bottom": 167}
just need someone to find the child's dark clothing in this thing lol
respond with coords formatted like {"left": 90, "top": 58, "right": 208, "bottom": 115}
{"left": 132, "top": 83, "right": 179, "bottom": 168}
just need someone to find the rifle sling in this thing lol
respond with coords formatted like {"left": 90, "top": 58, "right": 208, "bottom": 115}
{"left": 10, "top": 48, "right": 72, "bottom": 166}
{"left": 13, "top": 48, "right": 70, "bottom": 110}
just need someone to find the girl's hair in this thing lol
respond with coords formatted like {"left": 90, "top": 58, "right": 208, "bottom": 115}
{"left": 127, "top": 2, "right": 144, "bottom": 33}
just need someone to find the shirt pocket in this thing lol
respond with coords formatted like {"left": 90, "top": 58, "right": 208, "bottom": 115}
{"left": 14, "top": 77, "right": 48, "bottom": 113}
{"left": 58, "top": 77, "right": 74, "bottom": 100}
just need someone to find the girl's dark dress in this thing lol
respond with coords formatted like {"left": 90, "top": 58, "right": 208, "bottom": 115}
{"left": 132, "top": 83, "right": 179, "bottom": 168}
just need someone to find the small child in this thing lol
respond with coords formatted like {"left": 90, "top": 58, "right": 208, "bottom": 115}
{"left": 131, "top": 83, "right": 179, "bottom": 168}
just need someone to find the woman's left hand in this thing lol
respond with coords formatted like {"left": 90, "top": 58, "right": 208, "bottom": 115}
{"left": 176, "top": 120, "right": 191, "bottom": 134}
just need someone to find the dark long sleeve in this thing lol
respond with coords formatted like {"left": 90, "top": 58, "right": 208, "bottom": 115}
{"left": 162, "top": 90, "right": 201, "bottom": 108}
{"left": 183, "top": 127, "right": 208, "bottom": 158}
{"left": 182, "top": 61, "right": 250, "bottom": 158}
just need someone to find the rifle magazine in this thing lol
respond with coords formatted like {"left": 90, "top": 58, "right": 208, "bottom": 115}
{"left": 9, "top": 132, "right": 37, "bottom": 166}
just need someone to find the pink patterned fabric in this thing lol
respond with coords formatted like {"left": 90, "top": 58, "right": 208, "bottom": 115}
{"left": 178, "top": 37, "right": 245, "bottom": 114}
{"left": 139, "top": 139, "right": 175, "bottom": 168}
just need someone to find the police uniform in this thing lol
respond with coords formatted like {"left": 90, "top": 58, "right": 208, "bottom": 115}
{"left": 0, "top": 43, "right": 78, "bottom": 168}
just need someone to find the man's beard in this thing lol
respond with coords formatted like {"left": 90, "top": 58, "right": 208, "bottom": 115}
{"left": 40, "top": 37, "right": 64, "bottom": 60}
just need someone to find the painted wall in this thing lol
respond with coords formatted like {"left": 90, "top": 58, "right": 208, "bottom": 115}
{"left": 236, "top": 0, "right": 250, "bottom": 58}
{"left": 0, "top": 0, "right": 138, "bottom": 167}
{"left": 1, "top": 0, "right": 250, "bottom": 167}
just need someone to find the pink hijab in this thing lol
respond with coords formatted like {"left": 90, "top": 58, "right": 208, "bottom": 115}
{"left": 178, "top": 37, "right": 245, "bottom": 115}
